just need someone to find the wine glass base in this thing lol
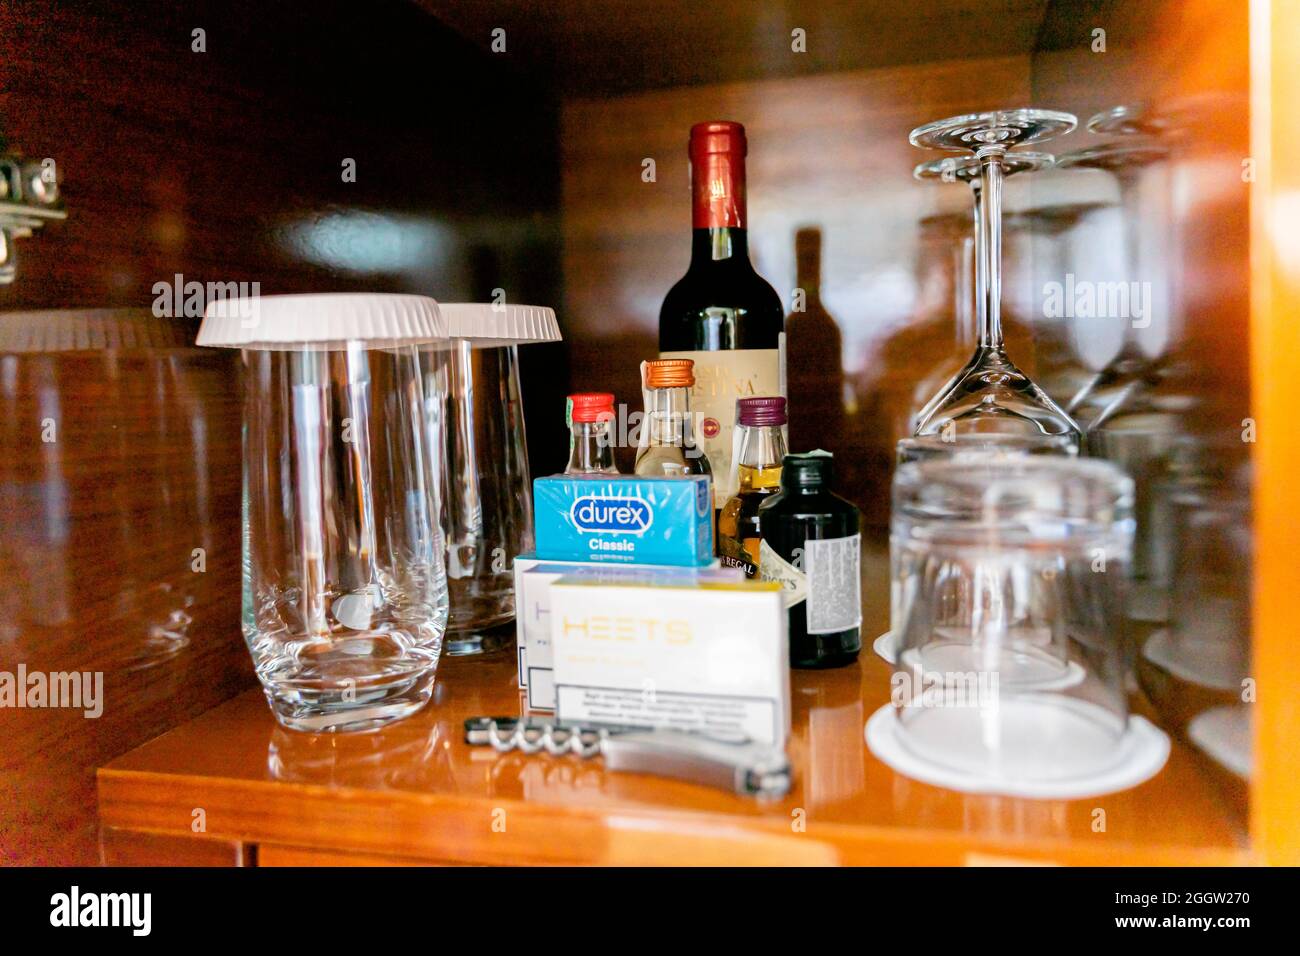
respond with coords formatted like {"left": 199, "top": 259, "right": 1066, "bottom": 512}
{"left": 1056, "top": 141, "right": 1169, "bottom": 172}
{"left": 913, "top": 349, "right": 1080, "bottom": 439}
{"left": 913, "top": 150, "right": 1054, "bottom": 182}
{"left": 909, "top": 109, "right": 1077, "bottom": 152}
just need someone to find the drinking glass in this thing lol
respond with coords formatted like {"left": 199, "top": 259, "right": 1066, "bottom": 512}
{"left": 876, "top": 434, "right": 1078, "bottom": 663}
{"left": 419, "top": 303, "right": 560, "bottom": 656}
{"left": 891, "top": 457, "right": 1134, "bottom": 782}
{"left": 909, "top": 110, "right": 1081, "bottom": 440}
{"left": 1058, "top": 115, "right": 1182, "bottom": 617}
{"left": 895, "top": 433, "right": 1077, "bottom": 465}
{"left": 200, "top": 293, "right": 450, "bottom": 733}
{"left": 1142, "top": 439, "right": 1251, "bottom": 693}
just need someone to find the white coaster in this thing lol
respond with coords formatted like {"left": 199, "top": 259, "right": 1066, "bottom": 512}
{"left": 1188, "top": 706, "right": 1251, "bottom": 779}
{"left": 865, "top": 702, "right": 1170, "bottom": 799}
{"left": 872, "top": 631, "right": 897, "bottom": 664}
{"left": 1142, "top": 629, "right": 1243, "bottom": 692}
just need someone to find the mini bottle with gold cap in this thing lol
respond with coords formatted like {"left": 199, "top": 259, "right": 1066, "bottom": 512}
{"left": 634, "top": 359, "right": 713, "bottom": 481}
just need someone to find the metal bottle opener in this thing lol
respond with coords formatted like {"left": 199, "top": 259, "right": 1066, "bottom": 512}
{"left": 464, "top": 717, "right": 791, "bottom": 797}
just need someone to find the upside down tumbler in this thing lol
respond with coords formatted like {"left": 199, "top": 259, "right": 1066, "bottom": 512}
{"left": 199, "top": 293, "right": 450, "bottom": 732}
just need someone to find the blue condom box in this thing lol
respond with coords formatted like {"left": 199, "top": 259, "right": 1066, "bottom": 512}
{"left": 532, "top": 475, "right": 714, "bottom": 568}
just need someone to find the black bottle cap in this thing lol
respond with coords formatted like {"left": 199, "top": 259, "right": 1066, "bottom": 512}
{"left": 782, "top": 450, "right": 833, "bottom": 490}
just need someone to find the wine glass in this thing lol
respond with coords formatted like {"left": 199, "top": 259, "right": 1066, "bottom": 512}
{"left": 910, "top": 150, "right": 1055, "bottom": 434}
{"left": 1055, "top": 137, "right": 1172, "bottom": 430}
{"left": 1057, "top": 115, "right": 1182, "bottom": 621}
{"left": 908, "top": 110, "right": 1081, "bottom": 440}
{"left": 1003, "top": 201, "right": 1114, "bottom": 405}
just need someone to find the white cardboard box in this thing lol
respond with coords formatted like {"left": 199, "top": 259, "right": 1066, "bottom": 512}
{"left": 549, "top": 577, "right": 790, "bottom": 745}
{"left": 514, "top": 555, "right": 734, "bottom": 710}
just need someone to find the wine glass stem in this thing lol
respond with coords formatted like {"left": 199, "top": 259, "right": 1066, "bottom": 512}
{"left": 966, "top": 179, "right": 984, "bottom": 350}
{"left": 955, "top": 235, "right": 976, "bottom": 350}
{"left": 977, "top": 150, "right": 1004, "bottom": 351}
{"left": 1116, "top": 169, "right": 1143, "bottom": 349}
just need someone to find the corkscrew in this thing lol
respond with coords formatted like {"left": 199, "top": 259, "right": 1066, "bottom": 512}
{"left": 464, "top": 717, "right": 791, "bottom": 797}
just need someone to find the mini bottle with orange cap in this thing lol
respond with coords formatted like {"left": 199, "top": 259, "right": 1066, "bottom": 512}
{"left": 564, "top": 392, "right": 619, "bottom": 476}
{"left": 634, "top": 358, "right": 713, "bottom": 482}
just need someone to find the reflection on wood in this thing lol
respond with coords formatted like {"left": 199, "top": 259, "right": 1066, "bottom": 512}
{"left": 98, "top": 548, "right": 1248, "bottom": 865}
{"left": 0, "top": 312, "right": 251, "bottom": 865}
{"left": 0, "top": 0, "right": 562, "bottom": 865}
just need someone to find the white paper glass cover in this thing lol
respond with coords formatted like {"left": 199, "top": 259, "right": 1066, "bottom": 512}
{"left": 196, "top": 293, "right": 446, "bottom": 350}
{"left": 438, "top": 303, "right": 561, "bottom": 348}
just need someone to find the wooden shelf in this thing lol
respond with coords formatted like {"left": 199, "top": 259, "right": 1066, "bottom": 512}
{"left": 98, "top": 551, "right": 1250, "bottom": 866}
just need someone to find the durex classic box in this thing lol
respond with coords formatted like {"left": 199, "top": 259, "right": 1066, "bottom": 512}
{"left": 532, "top": 475, "right": 713, "bottom": 567}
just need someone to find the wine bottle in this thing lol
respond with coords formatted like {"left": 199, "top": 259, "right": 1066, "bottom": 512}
{"left": 659, "top": 120, "right": 786, "bottom": 510}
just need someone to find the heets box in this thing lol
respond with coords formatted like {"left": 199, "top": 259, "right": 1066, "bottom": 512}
{"left": 549, "top": 577, "right": 790, "bottom": 745}
{"left": 514, "top": 556, "right": 736, "bottom": 710}
{"left": 533, "top": 475, "right": 713, "bottom": 567}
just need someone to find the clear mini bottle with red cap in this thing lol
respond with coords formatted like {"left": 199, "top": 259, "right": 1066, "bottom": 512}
{"left": 564, "top": 392, "right": 619, "bottom": 476}
{"left": 718, "top": 396, "right": 788, "bottom": 577}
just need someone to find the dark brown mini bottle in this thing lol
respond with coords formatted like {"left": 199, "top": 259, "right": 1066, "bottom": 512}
{"left": 757, "top": 451, "right": 862, "bottom": 668}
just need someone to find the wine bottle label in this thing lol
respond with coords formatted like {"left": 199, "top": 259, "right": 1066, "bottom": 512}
{"left": 804, "top": 534, "right": 862, "bottom": 635}
{"left": 758, "top": 538, "right": 807, "bottom": 609}
{"left": 659, "top": 346, "right": 783, "bottom": 508}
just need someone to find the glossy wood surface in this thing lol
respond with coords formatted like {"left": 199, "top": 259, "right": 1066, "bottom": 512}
{"left": 99, "top": 545, "right": 1248, "bottom": 867}
{"left": 0, "top": 0, "right": 562, "bottom": 865}
{"left": 0, "top": 315, "right": 254, "bottom": 865}
{"left": 6, "top": 0, "right": 1283, "bottom": 867}
{"left": 420, "top": 0, "right": 1060, "bottom": 97}
{"left": 99, "top": 827, "right": 248, "bottom": 867}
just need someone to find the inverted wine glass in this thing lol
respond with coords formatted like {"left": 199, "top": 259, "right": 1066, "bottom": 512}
{"left": 910, "top": 150, "right": 1055, "bottom": 434}
{"left": 908, "top": 110, "right": 1081, "bottom": 440}
{"left": 1055, "top": 137, "right": 1172, "bottom": 430}
{"left": 1003, "top": 201, "right": 1113, "bottom": 404}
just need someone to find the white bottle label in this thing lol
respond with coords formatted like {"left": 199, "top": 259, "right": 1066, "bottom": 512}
{"left": 758, "top": 538, "right": 807, "bottom": 609}
{"left": 804, "top": 534, "right": 861, "bottom": 634}
{"left": 659, "top": 345, "right": 784, "bottom": 509}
